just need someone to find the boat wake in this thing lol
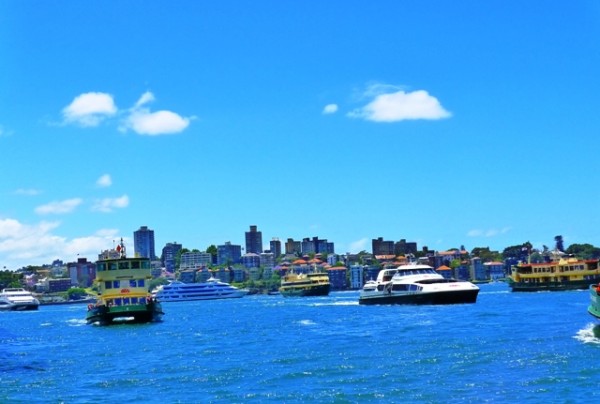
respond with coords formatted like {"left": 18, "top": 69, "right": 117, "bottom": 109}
{"left": 574, "top": 323, "right": 600, "bottom": 344}
{"left": 297, "top": 319, "right": 317, "bottom": 326}
{"left": 66, "top": 318, "right": 87, "bottom": 327}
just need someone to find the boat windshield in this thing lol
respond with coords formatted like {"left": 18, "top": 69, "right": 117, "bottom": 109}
{"left": 393, "top": 268, "right": 437, "bottom": 277}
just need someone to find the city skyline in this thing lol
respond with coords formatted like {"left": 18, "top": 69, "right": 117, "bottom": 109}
{"left": 2, "top": 2, "right": 600, "bottom": 270}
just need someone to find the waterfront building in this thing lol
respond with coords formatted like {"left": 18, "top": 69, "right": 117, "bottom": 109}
{"left": 241, "top": 253, "right": 260, "bottom": 268}
{"left": 161, "top": 242, "right": 182, "bottom": 273}
{"left": 245, "top": 225, "right": 263, "bottom": 254}
{"left": 328, "top": 266, "right": 347, "bottom": 290}
{"left": 372, "top": 237, "right": 395, "bottom": 255}
{"left": 215, "top": 267, "right": 232, "bottom": 283}
{"left": 269, "top": 238, "right": 282, "bottom": 258}
{"left": 470, "top": 257, "right": 487, "bottom": 281}
{"left": 217, "top": 242, "right": 242, "bottom": 266}
{"left": 67, "top": 257, "right": 95, "bottom": 287}
{"left": 180, "top": 251, "right": 212, "bottom": 270}
{"left": 48, "top": 278, "right": 71, "bottom": 293}
{"left": 248, "top": 267, "right": 261, "bottom": 281}
{"left": 327, "top": 254, "right": 340, "bottom": 266}
{"left": 350, "top": 264, "right": 364, "bottom": 289}
{"left": 260, "top": 252, "right": 275, "bottom": 269}
{"left": 436, "top": 265, "right": 453, "bottom": 280}
{"left": 484, "top": 261, "right": 506, "bottom": 281}
{"left": 232, "top": 267, "right": 247, "bottom": 283}
{"left": 179, "top": 269, "right": 196, "bottom": 283}
{"left": 134, "top": 226, "right": 156, "bottom": 260}
{"left": 364, "top": 265, "right": 381, "bottom": 283}
{"left": 262, "top": 266, "right": 273, "bottom": 280}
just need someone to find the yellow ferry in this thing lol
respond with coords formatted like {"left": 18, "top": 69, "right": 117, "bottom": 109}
{"left": 86, "top": 239, "right": 163, "bottom": 325}
{"left": 509, "top": 256, "right": 600, "bottom": 292}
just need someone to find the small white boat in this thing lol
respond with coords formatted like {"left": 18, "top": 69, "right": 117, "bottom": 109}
{"left": 0, "top": 288, "right": 40, "bottom": 311}
{"left": 154, "top": 277, "right": 247, "bottom": 302}
{"left": 359, "top": 263, "right": 479, "bottom": 305}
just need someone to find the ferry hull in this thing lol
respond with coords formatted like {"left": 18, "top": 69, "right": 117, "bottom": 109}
{"left": 279, "top": 283, "right": 330, "bottom": 297}
{"left": 588, "top": 284, "right": 600, "bottom": 320}
{"left": 359, "top": 289, "right": 479, "bottom": 305}
{"left": 510, "top": 281, "right": 592, "bottom": 292}
{"left": 86, "top": 302, "right": 163, "bottom": 325}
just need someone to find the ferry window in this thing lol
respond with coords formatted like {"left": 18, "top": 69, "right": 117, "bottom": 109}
{"left": 109, "top": 263, "right": 118, "bottom": 271}
{"left": 113, "top": 280, "right": 120, "bottom": 288}
{"left": 97, "top": 263, "right": 107, "bottom": 271}
{"left": 129, "top": 280, "right": 137, "bottom": 287}
{"left": 138, "top": 279, "right": 145, "bottom": 287}
{"left": 131, "top": 261, "right": 140, "bottom": 269}
{"left": 114, "top": 298, "right": 122, "bottom": 306}
{"left": 118, "top": 262, "right": 129, "bottom": 270}
{"left": 123, "top": 298, "right": 130, "bottom": 305}
{"left": 141, "top": 261, "right": 151, "bottom": 269}
{"left": 105, "top": 281, "right": 112, "bottom": 289}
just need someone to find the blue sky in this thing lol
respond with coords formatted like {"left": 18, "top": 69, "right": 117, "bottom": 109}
{"left": 2, "top": 1, "right": 600, "bottom": 269}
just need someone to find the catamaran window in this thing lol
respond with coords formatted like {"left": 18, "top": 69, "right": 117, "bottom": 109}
{"left": 131, "top": 261, "right": 141, "bottom": 269}
{"left": 392, "top": 284, "right": 408, "bottom": 291}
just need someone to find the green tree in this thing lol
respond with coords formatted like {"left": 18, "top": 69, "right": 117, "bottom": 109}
{"left": 67, "top": 287, "right": 87, "bottom": 300}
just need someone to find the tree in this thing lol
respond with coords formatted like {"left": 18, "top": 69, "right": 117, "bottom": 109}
{"left": 555, "top": 235, "right": 564, "bottom": 252}
{"left": 67, "top": 287, "right": 87, "bottom": 300}
{"left": 566, "top": 243, "right": 600, "bottom": 259}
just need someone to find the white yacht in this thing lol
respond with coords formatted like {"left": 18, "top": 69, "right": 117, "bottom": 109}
{"left": 154, "top": 277, "right": 248, "bottom": 302}
{"left": 359, "top": 263, "right": 479, "bottom": 305}
{"left": 0, "top": 288, "right": 41, "bottom": 311}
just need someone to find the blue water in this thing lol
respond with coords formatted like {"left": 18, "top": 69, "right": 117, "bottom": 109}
{"left": 2, "top": 283, "right": 600, "bottom": 403}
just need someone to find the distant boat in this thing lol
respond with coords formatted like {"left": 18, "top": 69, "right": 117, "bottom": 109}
{"left": 358, "top": 263, "right": 479, "bottom": 305}
{"left": 0, "top": 288, "right": 40, "bottom": 311}
{"left": 509, "top": 256, "right": 600, "bottom": 292}
{"left": 279, "top": 271, "right": 330, "bottom": 297}
{"left": 154, "top": 278, "right": 247, "bottom": 302}
{"left": 86, "top": 239, "right": 163, "bottom": 325}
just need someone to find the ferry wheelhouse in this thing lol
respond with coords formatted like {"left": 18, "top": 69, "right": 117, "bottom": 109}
{"left": 86, "top": 239, "right": 163, "bottom": 325}
{"left": 509, "top": 257, "right": 600, "bottom": 292}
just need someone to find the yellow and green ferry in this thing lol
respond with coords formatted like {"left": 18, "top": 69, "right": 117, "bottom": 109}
{"left": 509, "top": 257, "right": 600, "bottom": 292}
{"left": 279, "top": 271, "right": 330, "bottom": 297}
{"left": 86, "top": 239, "right": 163, "bottom": 325}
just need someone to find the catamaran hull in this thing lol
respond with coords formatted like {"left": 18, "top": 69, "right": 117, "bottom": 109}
{"left": 0, "top": 303, "right": 39, "bottom": 311}
{"left": 359, "top": 289, "right": 479, "bottom": 305}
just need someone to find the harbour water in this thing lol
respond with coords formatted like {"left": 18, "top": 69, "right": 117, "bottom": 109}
{"left": 2, "top": 282, "right": 600, "bottom": 403}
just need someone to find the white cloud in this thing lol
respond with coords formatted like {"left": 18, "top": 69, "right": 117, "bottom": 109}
{"left": 467, "top": 227, "right": 511, "bottom": 238}
{"left": 96, "top": 174, "right": 112, "bottom": 188}
{"left": 323, "top": 104, "right": 338, "bottom": 114}
{"left": 348, "top": 85, "right": 451, "bottom": 122}
{"left": 62, "top": 92, "right": 117, "bottom": 127}
{"left": 35, "top": 198, "right": 83, "bottom": 215}
{"left": 348, "top": 238, "right": 369, "bottom": 253}
{"left": 0, "top": 218, "right": 122, "bottom": 269}
{"left": 92, "top": 195, "right": 130, "bottom": 213}
{"left": 120, "top": 91, "right": 192, "bottom": 136}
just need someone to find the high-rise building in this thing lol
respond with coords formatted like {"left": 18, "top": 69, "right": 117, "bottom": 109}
{"left": 372, "top": 237, "right": 395, "bottom": 255}
{"left": 134, "top": 226, "right": 156, "bottom": 259}
{"left": 217, "top": 241, "right": 242, "bottom": 265}
{"left": 245, "top": 225, "right": 263, "bottom": 254}
{"left": 285, "top": 238, "right": 301, "bottom": 255}
{"left": 161, "top": 242, "right": 182, "bottom": 273}
{"left": 269, "top": 238, "right": 282, "bottom": 258}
